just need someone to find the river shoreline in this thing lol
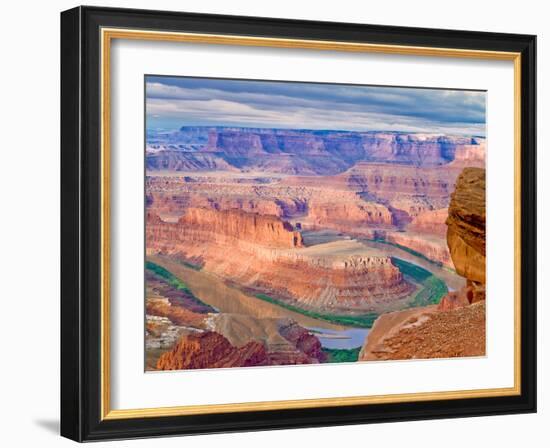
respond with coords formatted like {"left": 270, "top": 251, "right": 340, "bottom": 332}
{"left": 147, "top": 236, "right": 455, "bottom": 351}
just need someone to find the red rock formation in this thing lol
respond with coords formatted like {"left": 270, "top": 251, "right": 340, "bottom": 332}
{"left": 145, "top": 161, "right": 461, "bottom": 243}
{"left": 307, "top": 198, "right": 393, "bottom": 233}
{"left": 446, "top": 167, "right": 486, "bottom": 285}
{"left": 147, "top": 127, "right": 486, "bottom": 175}
{"left": 385, "top": 231, "right": 453, "bottom": 268}
{"left": 146, "top": 297, "right": 205, "bottom": 328}
{"left": 146, "top": 151, "right": 238, "bottom": 172}
{"left": 242, "top": 252, "right": 413, "bottom": 311}
{"left": 206, "top": 313, "right": 326, "bottom": 365}
{"left": 407, "top": 208, "right": 449, "bottom": 237}
{"left": 146, "top": 176, "right": 291, "bottom": 221}
{"left": 437, "top": 290, "right": 471, "bottom": 311}
{"left": 182, "top": 207, "right": 303, "bottom": 248}
{"left": 380, "top": 208, "right": 453, "bottom": 268}
{"left": 278, "top": 321, "right": 326, "bottom": 362}
{"left": 147, "top": 207, "right": 303, "bottom": 252}
{"left": 359, "top": 167, "right": 486, "bottom": 361}
{"left": 157, "top": 332, "right": 269, "bottom": 370}
{"left": 147, "top": 209, "right": 413, "bottom": 312}
{"left": 450, "top": 141, "right": 486, "bottom": 168}
{"left": 343, "top": 162, "right": 463, "bottom": 216}
{"left": 438, "top": 167, "right": 486, "bottom": 307}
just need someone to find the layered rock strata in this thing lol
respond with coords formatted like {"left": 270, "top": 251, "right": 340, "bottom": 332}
{"left": 146, "top": 208, "right": 413, "bottom": 312}
{"left": 359, "top": 167, "right": 486, "bottom": 361}
{"left": 384, "top": 231, "right": 453, "bottom": 268}
{"left": 147, "top": 127, "right": 486, "bottom": 175}
{"left": 146, "top": 273, "right": 328, "bottom": 369}
{"left": 407, "top": 208, "right": 449, "bottom": 237}
{"left": 307, "top": 198, "right": 393, "bottom": 234}
{"left": 147, "top": 207, "right": 302, "bottom": 255}
{"left": 205, "top": 314, "right": 326, "bottom": 364}
{"left": 446, "top": 167, "right": 486, "bottom": 288}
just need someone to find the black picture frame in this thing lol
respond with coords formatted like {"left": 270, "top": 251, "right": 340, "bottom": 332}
{"left": 61, "top": 5, "right": 537, "bottom": 442}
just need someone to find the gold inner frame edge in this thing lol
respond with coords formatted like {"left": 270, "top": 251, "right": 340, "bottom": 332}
{"left": 100, "top": 27, "right": 522, "bottom": 421}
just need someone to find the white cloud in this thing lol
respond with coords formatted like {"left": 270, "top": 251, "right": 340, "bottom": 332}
{"left": 145, "top": 79, "right": 486, "bottom": 135}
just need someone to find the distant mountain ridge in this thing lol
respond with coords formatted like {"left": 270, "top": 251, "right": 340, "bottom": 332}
{"left": 146, "top": 126, "right": 486, "bottom": 175}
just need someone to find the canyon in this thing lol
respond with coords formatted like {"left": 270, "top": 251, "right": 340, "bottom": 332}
{"left": 147, "top": 127, "right": 485, "bottom": 175}
{"left": 146, "top": 127, "right": 484, "bottom": 266}
{"left": 359, "top": 167, "right": 486, "bottom": 361}
{"left": 145, "top": 126, "right": 485, "bottom": 371}
{"left": 147, "top": 208, "right": 413, "bottom": 313}
{"left": 145, "top": 259, "right": 329, "bottom": 370}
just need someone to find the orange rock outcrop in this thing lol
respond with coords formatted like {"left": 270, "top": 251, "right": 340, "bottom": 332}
{"left": 450, "top": 141, "right": 486, "bottom": 168}
{"left": 446, "top": 167, "right": 486, "bottom": 286}
{"left": 407, "top": 208, "right": 449, "bottom": 237}
{"left": 182, "top": 207, "right": 303, "bottom": 248}
{"left": 359, "top": 167, "right": 486, "bottom": 361}
{"left": 307, "top": 198, "right": 393, "bottom": 234}
{"left": 147, "top": 208, "right": 413, "bottom": 312}
{"left": 157, "top": 332, "right": 269, "bottom": 370}
{"left": 385, "top": 231, "right": 454, "bottom": 268}
{"left": 147, "top": 127, "right": 486, "bottom": 175}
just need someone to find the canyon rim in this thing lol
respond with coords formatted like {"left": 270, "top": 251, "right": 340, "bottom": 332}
{"left": 144, "top": 76, "right": 487, "bottom": 371}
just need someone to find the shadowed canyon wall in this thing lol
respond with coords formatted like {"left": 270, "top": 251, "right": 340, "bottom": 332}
{"left": 147, "top": 127, "right": 485, "bottom": 175}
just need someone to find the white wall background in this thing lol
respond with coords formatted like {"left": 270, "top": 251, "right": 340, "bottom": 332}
{"left": 0, "top": 0, "right": 546, "bottom": 446}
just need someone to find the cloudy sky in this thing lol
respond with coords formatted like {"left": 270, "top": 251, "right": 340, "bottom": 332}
{"left": 145, "top": 76, "right": 486, "bottom": 136}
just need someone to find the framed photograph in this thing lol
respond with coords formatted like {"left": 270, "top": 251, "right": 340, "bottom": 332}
{"left": 60, "top": 6, "right": 536, "bottom": 441}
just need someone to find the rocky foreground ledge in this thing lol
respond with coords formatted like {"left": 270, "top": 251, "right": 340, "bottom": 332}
{"left": 360, "top": 168, "right": 486, "bottom": 361}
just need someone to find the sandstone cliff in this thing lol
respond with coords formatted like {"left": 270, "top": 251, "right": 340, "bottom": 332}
{"left": 146, "top": 127, "right": 486, "bottom": 175}
{"left": 450, "top": 141, "right": 486, "bottom": 168}
{"left": 385, "top": 231, "right": 453, "bottom": 268}
{"left": 147, "top": 209, "right": 413, "bottom": 313}
{"left": 446, "top": 167, "right": 486, "bottom": 287}
{"left": 145, "top": 159, "right": 469, "bottom": 270}
{"left": 359, "top": 167, "right": 486, "bottom": 361}
{"left": 307, "top": 197, "right": 393, "bottom": 233}
{"left": 407, "top": 208, "right": 449, "bottom": 237}
{"left": 343, "top": 162, "right": 463, "bottom": 216}
{"left": 359, "top": 301, "right": 485, "bottom": 360}
{"left": 181, "top": 207, "right": 304, "bottom": 248}
{"left": 147, "top": 207, "right": 303, "bottom": 255}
